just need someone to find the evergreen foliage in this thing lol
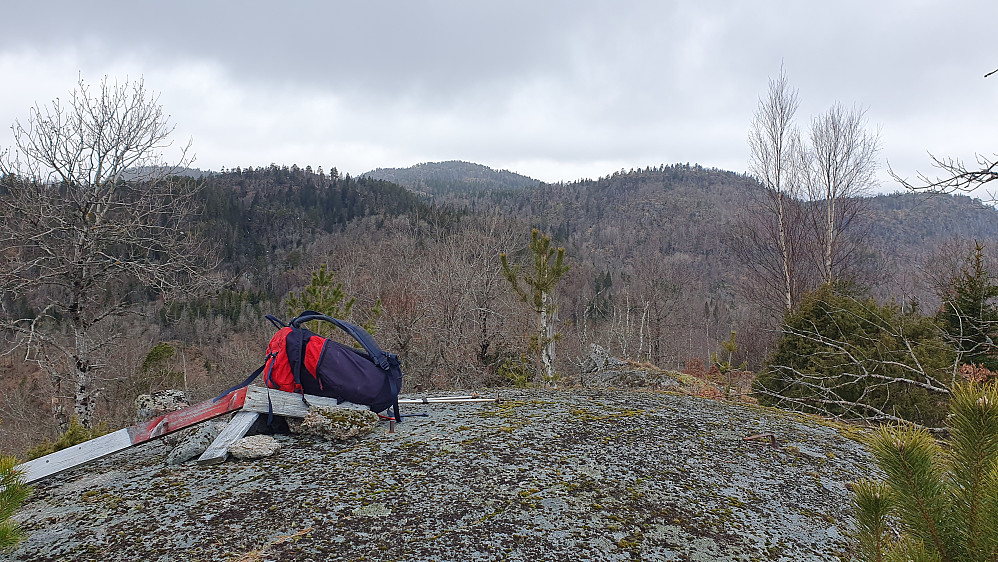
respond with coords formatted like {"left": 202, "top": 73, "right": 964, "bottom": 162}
{"left": 500, "top": 229, "right": 570, "bottom": 386}
{"left": 196, "top": 165, "right": 427, "bottom": 291}
{"left": 24, "top": 417, "right": 108, "bottom": 461}
{"left": 853, "top": 381, "right": 998, "bottom": 562}
{"left": 0, "top": 454, "right": 31, "bottom": 551}
{"left": 757, "top": 284, "right": 954, "bottom": 428}
{"left": 936, "top": 241, "right": 998, "bottom": 371}
{"left": 285, "top": 264, "right": 380, "bottom": 336}
{"left": 363, "top": 160, "right": 540, "bottom": 196}
{"left": 712, "top": 331, "right": 745, "bottom": 397}
{"left": 141, "top": 342, "right": 176, "bottom": 373}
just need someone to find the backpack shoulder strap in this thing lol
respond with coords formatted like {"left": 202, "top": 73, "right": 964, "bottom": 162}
{"left": 212, "top": 362, "right": 265, "bottom": 402}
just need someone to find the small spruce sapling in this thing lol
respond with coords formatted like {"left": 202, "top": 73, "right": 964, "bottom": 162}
{"left": 285, "top": 264, "right": 381, "bottom": 336}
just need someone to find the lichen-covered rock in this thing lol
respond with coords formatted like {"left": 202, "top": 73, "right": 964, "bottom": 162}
{"left": 582, "top": 345, "right": 689, "bottom": 391}
{"left": 135, "top": 389, "right": 190, "bottom": 422}
{"left": 287, "top": 406, "right": 379, "bottom": 440}
{"left": 135, "top": 389, "right": 194, "bottom": 448}
{"left": 9, "top": 389, "right": 879, "bottom": 561}
{"left": 228, "top": 435, "right": 281, "bottom": 460}
{"left": 582, "top": 343, "right": 627, "bottom": 372}
{"left": 166, "top": 420, "right": 225, "bottom": 465}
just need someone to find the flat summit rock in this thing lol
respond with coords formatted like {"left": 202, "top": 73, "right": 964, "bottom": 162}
{"left": 9, "top": 388, "right": 873, "bottom": 561}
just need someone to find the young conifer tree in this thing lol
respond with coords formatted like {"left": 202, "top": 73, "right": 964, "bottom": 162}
{"left": 0, "top": 455, "right": 31, "bottom": 550}
{"left": 936, "top": 241, "right": 998, "bottom": 372}
{"left": 500, "top": 229, "right": 570, "bottom": 386}
{"left": 285, "top": 264, "right": 381, "bottom": 336}
{"left": 852, "top": 381, "right": 998, "bottom": 561}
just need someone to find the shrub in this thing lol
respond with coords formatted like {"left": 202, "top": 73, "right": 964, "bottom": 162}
{"left": 24, "top": 417, "right": 108, "bottom": 461}
{"left": 756, "top": 283, "right": 954, "bottom": 428}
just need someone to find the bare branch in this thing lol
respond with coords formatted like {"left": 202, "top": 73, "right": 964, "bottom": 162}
{"left": 0, "top": 76, "right": 219, "bottom": 429}
{"left": 889, "top": 153, "right": 998, "bottom": 197}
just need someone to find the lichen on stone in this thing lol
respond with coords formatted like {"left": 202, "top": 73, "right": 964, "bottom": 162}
{"left": 287, "top": 406, "right": 379, "bottom": 441}
{"left": 8, "top": 388, "right": 878, "bottom": 561}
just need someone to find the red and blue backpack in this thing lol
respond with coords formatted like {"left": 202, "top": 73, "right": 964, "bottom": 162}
{"left": 220, "top": 311, "right": 403, "bottom": 423}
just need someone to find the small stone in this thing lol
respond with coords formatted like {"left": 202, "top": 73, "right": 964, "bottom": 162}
{"left": 228, "top": 435, "right": 281, "bottom": 460}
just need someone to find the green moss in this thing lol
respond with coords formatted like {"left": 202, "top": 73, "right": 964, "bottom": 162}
{"left": 617, "top": 529, "right": 643, "bottom": 550}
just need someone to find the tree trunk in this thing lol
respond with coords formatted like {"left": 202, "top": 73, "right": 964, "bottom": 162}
{"left": 540, "top": 291, "right": 556, "bottom": 387}
{"left": 777, "top": 191, "right": 795, "bottom": 312}
{"left": 72, "top": 324, "right": 94, "bottom": 428}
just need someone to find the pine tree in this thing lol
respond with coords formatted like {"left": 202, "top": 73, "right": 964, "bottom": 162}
{"left": 285, "top": 264, "right": 380, "bottom": 336}
{"left": 852, "top": 380, "right": 998, "bottom": 561}
{"left": 500, "top": 229, "right": 570, "bottom": 386}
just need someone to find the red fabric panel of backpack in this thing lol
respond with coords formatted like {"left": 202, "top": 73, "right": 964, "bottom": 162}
{"left": 264, "top": 327, "right": 297, "bottom": 392}
{"left": 303, "top": 336, "right": 325, "bottom": 389}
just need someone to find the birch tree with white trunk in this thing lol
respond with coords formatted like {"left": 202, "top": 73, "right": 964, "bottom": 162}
{"left": 744, "top": 68, "right": 809, "bottom": 314}
{"left": 806, "top": 103, "right": 879, "bottom": 284}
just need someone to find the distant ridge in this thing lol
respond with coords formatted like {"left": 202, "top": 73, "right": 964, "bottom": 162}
{"left": 362, "top": 160, "right": 540, "bottom": 196}
{"left": 123, "top": 165, "right": 211, "bottom": 180}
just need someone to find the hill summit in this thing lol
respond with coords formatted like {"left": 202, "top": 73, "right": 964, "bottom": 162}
{"left": 363, "top": 160, "right": 540, "bottom": 196}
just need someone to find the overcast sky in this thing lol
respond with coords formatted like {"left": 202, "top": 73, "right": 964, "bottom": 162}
{"left": 1, "top": 1, "right": 995, "bottom": 191}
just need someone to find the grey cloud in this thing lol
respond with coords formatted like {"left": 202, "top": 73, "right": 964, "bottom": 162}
{"left": 2, "top": 1, "right": 997, "bottom": 186}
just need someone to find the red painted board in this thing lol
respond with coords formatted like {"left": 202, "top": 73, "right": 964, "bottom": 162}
{"left": 126, "top": 387, "right": 248, "bottom": 444}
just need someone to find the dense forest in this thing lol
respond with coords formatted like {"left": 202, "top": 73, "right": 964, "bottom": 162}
{"left": 3, "top": 159, "right": 998, "bottom": 453}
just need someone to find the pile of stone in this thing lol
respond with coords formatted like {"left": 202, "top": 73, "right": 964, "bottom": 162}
{"left": 581, "top": 343, "right": 681, "bottom": 390}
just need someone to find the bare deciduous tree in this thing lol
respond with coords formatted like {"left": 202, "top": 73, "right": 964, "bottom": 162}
{"left": 891, "top": 154, "right": 998, "bottom": 197}
{"left": 806, "top": 103, "right": 880, "bottom": 283}
{"left": 740, "top": 70, "right": 880, "bottom": 316}
{"left": 889, "top": 69, "right": 998, "bottom": 197}
{"left": 743, "top": 68, "right": 809, "bottom": 314}
{"left": 0, "top": 76, "right": 216, "bottom": 429}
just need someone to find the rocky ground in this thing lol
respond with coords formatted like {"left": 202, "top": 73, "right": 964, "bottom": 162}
{"left": 8, "top": 387, "right": 873, "bottom": 561}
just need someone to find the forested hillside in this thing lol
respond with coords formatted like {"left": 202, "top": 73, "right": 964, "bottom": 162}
{"left": 4, "top": 159, "right": 998, "bottom": 455}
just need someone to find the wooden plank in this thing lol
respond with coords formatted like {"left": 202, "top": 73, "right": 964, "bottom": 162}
{"left": 197, "top": 411, "right": 260, "bottom": 465}
{"left": 18, "top": 429, "right": 134, "bottom": 484}
{"left": 17, "top": 387, "right": 249, "bottom": 484}
{"left": 127, "top": 387, "right": 248, "bottom": 442}
{"left": 242, "top": 386, "right": 366, "bottom": 418}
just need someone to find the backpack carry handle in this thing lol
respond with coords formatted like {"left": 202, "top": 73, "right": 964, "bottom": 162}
{"left": 290, "top": 311, "right": 398, "bottom": 371}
